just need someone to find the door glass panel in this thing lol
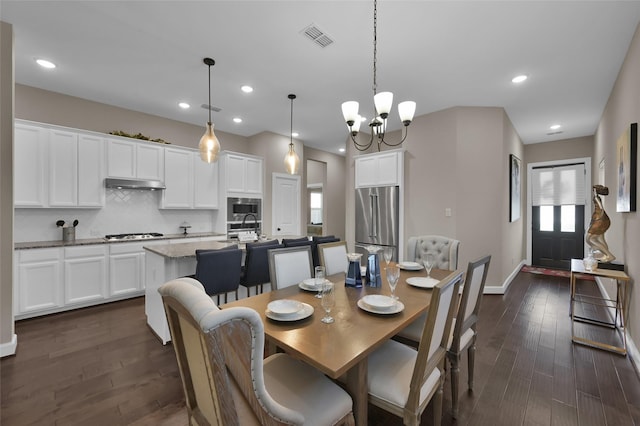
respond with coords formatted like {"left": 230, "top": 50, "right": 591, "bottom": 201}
{"left": 561, "top": 205, "right": 575, "bottom": 232}
{"left": 310, "top": 191, "right": 322, "bottom": 224}
{"left": 540, "top": 205, "right": 554, "bottom": 231}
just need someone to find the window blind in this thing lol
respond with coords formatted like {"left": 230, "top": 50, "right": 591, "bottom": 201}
{"left": 531, "top": 163, "right": 586, "bottom": 206}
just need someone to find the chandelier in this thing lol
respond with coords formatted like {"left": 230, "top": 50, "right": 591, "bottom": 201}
{"left": 199, "top": 57, "right": 221, "bottom": 163}
{"left": 341, "top": 0, "right": 416, "bottom": 152}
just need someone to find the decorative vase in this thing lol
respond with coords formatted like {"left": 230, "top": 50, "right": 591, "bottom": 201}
{"left": 345, "top": 253, "right": 363, "bottom": 288}
{"left": 365, "top": 245, "right": 382, "bottom": 288}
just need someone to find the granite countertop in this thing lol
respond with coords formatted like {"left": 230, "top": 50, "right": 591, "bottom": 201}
{"left": 144, "top": 240, "right": 244, "bottom": 259}
{"left": 14, "top": 232, "right": 227, "bottom": 250}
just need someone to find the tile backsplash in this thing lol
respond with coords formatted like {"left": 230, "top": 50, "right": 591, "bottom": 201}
{"left": 14, "top": 189, "right": 219, "bottom": 242}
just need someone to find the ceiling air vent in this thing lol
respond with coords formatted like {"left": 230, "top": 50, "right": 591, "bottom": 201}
{"left": 302, "top": 24, "right": 334, "bottom": 48}
{"left": 201, "top": 103, "right": 222, "bottom": 113}
{"left": 546, "top": 131, "right": 564, "bottom": 136}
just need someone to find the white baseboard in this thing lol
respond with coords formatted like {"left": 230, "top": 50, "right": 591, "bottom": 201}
{"left": 0, "top": 334, "right": 17, "bottom": 357}
{"left": 484, "top": 260, "right": 526, "bottom": 295}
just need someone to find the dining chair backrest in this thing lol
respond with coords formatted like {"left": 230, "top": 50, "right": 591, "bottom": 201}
{"left": 409, "top": 270, "right": 463, "bottom": 408}
{"left": 268, "top": 246, "right": 314, "bottom": 290}
{"left": 312, "top": 235, "right": 340, "bottom": 267}
{"left": 455, "top": 255, "right": 491, "bottom": 341}
{"left": 195, "top": 246, "right": 242, "bottom": 302}
{"left": 318, "top": 241, "right": 348, "bottom": 276}
{"left": 407, "top": 235, "right": 460, "bottom": 271}
{"left": 282, "top": 237, "right": 311, "bottom": 247}
{"left": 242, "top": 239, "right": 282, "bottom": 290}
{"left": 159, "top": 278, "right": 307, "bottom": 425}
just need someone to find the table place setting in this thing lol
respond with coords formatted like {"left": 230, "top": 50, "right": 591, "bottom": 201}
{"left": 397, "top": 261, "right": 423, "bottom": 271}
{"left": 406, "top": 276, "right": 439, "bottom": 288}
{"left": 265, "top": 299, "right": 314, "bottom": 322}
{"left": 298, "top": 277, "right": 329, "bottom": 292}
{"left": 357, "top": 294, "right": 405, "bottom": 315}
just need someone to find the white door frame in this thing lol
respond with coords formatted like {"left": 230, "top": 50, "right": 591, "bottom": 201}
{"left": 272, "top": 173, "right": 301, "bottom": 237}
{"left": 526, "top": 157, "right": 592, "bottom": 265}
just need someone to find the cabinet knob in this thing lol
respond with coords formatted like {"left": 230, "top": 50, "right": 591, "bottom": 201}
{"left": 277, "top": 227, "right": 281, "bottom": 231}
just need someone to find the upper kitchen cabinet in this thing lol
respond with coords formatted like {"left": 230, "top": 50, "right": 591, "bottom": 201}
{"left": 222, "top": 152, "right": 263, "bottom": 196}
{"left": 14, "top": 121, "right": 105, "bottom": 208}
{"left": 107, "top": 138, "right": 164, "bottom": 181}
{"left": 354, "top": 149, "right": 404, "bottom": 188}
{"left": 161, "top": 147, "right": 218, "bottom": 209}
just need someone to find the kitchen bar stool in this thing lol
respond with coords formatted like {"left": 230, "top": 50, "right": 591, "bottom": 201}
{"left": 241, "top": 239, "right": 282, "bottom": 296}
{"left": 194, "top": 245, "right": 242, "bottom": 304}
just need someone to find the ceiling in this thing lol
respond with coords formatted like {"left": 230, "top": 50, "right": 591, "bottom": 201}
{"left": 3, "top": 1, "right": 640, "bottom": 154}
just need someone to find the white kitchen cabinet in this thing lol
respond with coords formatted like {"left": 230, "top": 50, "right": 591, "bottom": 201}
{"left": 77, "top": 134, "right": 106, "bottom": 207}
{"left": 107, "top": 138, "right": 164, "bottom": 180}
{"left": 224, "top": 152, "right": 263, "bottom": 195}
{"left": 109, "top": 242, "right": 146, "bottom": 296}
{"left": 15, "top": 248, "right": 63, "bottom": 315}
{"left": 64, "top": 245, "right": 108, "bottom": 305}
{"left": 14, "top": 123, "right": 48, "bottom": 207}
{"left": 162, "top": 147, "right": 219, "bottom": 209}
{"left": 193, "top": 153, "right": 219, "bottom": 208}
{"left": 354, "top": 150, "right": 403, "bottom": 188}
{"left": 49, "top": 129, "right": 78, "bottom": 207}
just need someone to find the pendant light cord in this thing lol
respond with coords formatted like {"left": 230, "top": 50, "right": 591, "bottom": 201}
{"left": 207, "top": 63, "right": 212, "bottom": 124}
{"left": 372, "top": 0, "right": 377, "bottom": 97}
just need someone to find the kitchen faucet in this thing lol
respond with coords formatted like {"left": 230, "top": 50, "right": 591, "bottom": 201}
{"left": 241, "top": 213, "right": 258, "bottom": 230}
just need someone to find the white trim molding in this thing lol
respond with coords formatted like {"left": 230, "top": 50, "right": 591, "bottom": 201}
{"left": 484, "top": 260, "right": 526, "bottom": 295}
{"left": 0, "top": 333, "right": 17, "bottom": 357}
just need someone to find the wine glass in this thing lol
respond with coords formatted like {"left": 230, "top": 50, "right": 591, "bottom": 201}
{"left": 314, "top": 266, "right": 325, "bottom": 299}
{"left": 383, "top": 247, "right": 394, "bottom": 266}
{"left": 386, "top": 265, "right": 400, "bottom": 301}
{"left": 320, "top": 281, "right": 335, "bottom": 324}
{"left": 424, "top": 254, "right": 435, "bottom": 278}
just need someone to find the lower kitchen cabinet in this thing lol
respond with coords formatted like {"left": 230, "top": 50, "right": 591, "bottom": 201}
{"left": 64, "top": 245, "right": 108, "bottom": 305}
{"left": 15, "top": 248, "right": 64, "bottom": 315}
{"left": 108, "top": 242, "right": 146, "bottom": 296}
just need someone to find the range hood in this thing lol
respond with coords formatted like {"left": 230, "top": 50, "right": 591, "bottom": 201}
{"left": 104, "top": 178, "right": 166, "bottom": 190}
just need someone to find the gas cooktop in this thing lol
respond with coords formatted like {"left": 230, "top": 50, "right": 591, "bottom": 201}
{"left": 104, "top": 232, "right": 164, "bottom": 241}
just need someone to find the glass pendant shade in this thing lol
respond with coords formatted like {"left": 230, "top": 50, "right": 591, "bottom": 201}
{"left": 199, "top": 122, "right": 221, "bottom": 163}
{"left": 341, "top": 101, "right": 360, "bottom": 125}
{"left": 374, "top": 92, "right": 393, "bottom": 117}
{"left": 398, "top": 101, "right": 416, "bottom": 124}
{"left": 284, "top": 143, "right": 300, "bottom": 174}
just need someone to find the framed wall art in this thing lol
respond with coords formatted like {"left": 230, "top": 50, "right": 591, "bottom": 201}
{"left": 616, "top": 123, "right": 637, "bottom": 212}
{"left": 509, "top": 154, "right": 521, "bottom": 222}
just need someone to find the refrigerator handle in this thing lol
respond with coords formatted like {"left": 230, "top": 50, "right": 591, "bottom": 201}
{"left": 369, "top": 193, "right": 375, "bottom": 238}
{"left": 372, "top": 194, "right": 378, "bottom": 238}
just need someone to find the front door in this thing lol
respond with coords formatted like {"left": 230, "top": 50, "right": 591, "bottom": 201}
{"left": 272, "top": 173, "right": 301, "bottom": 237}
{"left": 532, "top": 205, "right": 585, "bottom": 269}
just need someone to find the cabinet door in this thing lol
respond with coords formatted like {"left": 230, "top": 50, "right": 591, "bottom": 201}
{"left": 225, "top": 154, "right": 246, "bottom": 193}
{"left": 16, "top": 248, "right": 63, "bottom": 314}
{"left": 107, "top": 139, "right": 136, "bottom": 178}
{"left": 245, "top": 157, "right": 263, "bottom": 194}
{"left": 109, "top": 243, "right": 145, "bottom": 296}
{"left": 136, "top": 143, "right": 164, "bottom": 180}
{"left": 375, "top": 152, "right": 401, "bottom": 186}
{"left": 162, "top": 148, "right": 193, "bottom": 208}
{"left": 78, "top": 134, "right": 105, "bottom": 207}
{"left": 194, "top": 153, "right": 218, "bottom": 209}
{"left": 64, "top": 246, "right": 107, "bottom": 305}
{"left": 14, "top": 123, "right": 48, "bottom": 207}
{"left": 355, "top": 156, "right": 378, "bottom": 188}
{"left": 49, "top": 129, "right": 79, "bottom": 207}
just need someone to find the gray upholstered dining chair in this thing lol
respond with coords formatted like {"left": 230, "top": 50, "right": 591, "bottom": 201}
{"left": 448, "top": 255, "right": 491, "bottom": 418}
{"left": 366, "top": 270, "right": 463, "bottom": 426}
{"left": 318, "top": 240, "right": 349, "bottom": 276}
{"left": 268, "top": 246, "right": 314, "bottom": 290}
{"left": 396, "top": 235, "right": 460, "bottom": 344}
{"left": 159, "top": 277, "right": 355, "bottom": 426}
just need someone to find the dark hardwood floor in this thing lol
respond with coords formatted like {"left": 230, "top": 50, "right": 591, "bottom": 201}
{"left": 2, "top": 271, "right": 639, "bottom": 425}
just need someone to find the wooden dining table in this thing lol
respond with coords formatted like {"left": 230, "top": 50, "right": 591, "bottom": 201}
{"left": 222, "top": 263, "right": 455, "bottom": 426}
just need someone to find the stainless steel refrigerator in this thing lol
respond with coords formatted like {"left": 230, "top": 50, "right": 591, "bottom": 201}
{"left": 355, "top": 186, "right": 399, "bottom": 262}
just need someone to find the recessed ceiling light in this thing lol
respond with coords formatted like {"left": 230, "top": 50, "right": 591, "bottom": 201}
{"left": 178, "top": 102, "right": 190, "bottom": 109}
{"left": 233, "top": 117, "right": 242, "bottom": 123}
{"left": 241, "top": 85, "right": 254, "bottom": 93}
{"left": 339, "top": 148, "right": 346, "bottom": 153}
{"left": 511, "top": 74, "right": 528, "bottom": 84}
{"left": 292, "top": 132, "right": 299, "bottom": 137}
{"left": 550, "top": 124, "right": 561, "bottom": 130}
{"left": 36, "top": 58, "right": 56, "bottom": 69}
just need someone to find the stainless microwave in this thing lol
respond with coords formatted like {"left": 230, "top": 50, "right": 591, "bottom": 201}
{"left": 227, "top": 197, "right": 262, "bottom": 222}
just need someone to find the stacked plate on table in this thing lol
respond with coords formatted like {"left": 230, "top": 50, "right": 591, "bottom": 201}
{"left": 406, "top": 277, "right": 439, "bottom": 288}
{"left": 357, "top": 294, "right": 404, "bottom": 314}
{"left": 398, "top": 261, "right": 423, "bottom": 271}
{"left": 298, "top": 278, "right": 329, "bottom": 292}
{"left": 266, "top": 299, "right": 314, "bottom": 321}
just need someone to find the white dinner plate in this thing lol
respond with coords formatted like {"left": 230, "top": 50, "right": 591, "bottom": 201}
{"left": 357, "top": 298, "right": 404, "bottom": 315}
{"left": 361, "top": 294, "right": 396, "bottom": 311}
{"left": 266, "top": 302, "right": 314, "bottom": 321}
{"left": 298, "top": 278, "right": 328, "bottom": 292}
{"left": 267, "top": 299, "right": 304, "bottom": 317}
{"left": 406, "top": 276, "right": 439, "bottom": 288}
{"left": 398, "top": 261, "right": 423, "bottom": 271}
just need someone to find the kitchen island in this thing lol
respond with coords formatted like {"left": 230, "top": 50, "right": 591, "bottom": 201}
{"left": 144, "top": 239, "right": 238, "bottom": 344}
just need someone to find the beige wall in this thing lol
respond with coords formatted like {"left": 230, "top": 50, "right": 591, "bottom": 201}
{"left": 594, "top": 22, "right": 640, "bottom": 347}
{"left": 525, "top": 135, "right": 594, "bottom": 165}
{"left": 1, "top": 21, "right": 15, "bottom": 355}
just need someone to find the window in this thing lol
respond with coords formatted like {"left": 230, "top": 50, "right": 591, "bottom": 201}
{"left": 310, "top": 191, "right": 322, "bottom": 224}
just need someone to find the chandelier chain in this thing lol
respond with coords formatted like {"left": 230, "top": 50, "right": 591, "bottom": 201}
{"left": 372, "top": 0, "right": 377, "bottom": 96}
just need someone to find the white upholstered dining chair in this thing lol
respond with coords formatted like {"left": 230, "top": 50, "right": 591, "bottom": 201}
{"left": 318, "top": 240, "right": 349, "bottom": 276}
{"left": 448, "top": 254, "right": 491, "bottom": 418}
{"left": 159, "top": 277, "right": 355, "bottom": 426}
{"left": 367, "top": 270, "right": 463, "bottom": 426}
{"left": 268, "top": 246, "right": 314, "bottom": 289}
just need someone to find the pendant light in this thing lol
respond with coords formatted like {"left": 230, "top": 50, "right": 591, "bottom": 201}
{"left": 284, "top": 94, "right": 300, "bottom": 175}
{"left": 199, "top": 57, "right": 221, "bottom": 163}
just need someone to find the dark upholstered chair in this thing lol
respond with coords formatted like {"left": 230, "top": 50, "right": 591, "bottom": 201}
{"left": 241, "top": 239, "right": 282, "bottom": 295}
{"left": 195, "top": 245, "right": 242, "bottom": 304}
{"left": 312, "top": 235, "right": 340, "bottom": 267}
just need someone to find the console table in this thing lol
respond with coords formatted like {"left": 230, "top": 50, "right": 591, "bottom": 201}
{"left": 570, "top": 259, "right": 631, "bottom": 355}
